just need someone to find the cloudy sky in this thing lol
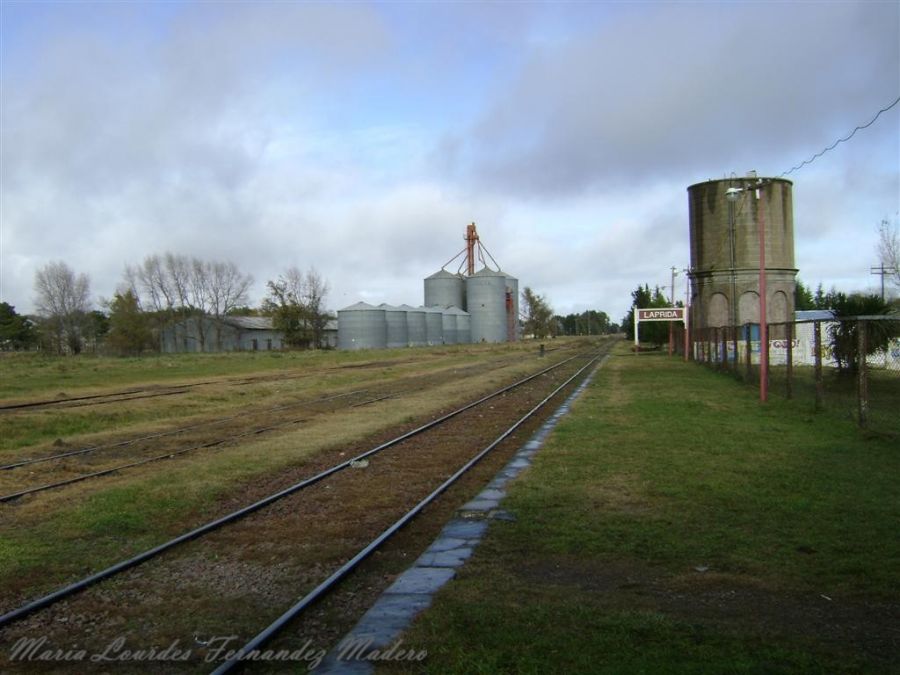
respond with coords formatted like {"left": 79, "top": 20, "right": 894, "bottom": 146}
{"left": 1, "top": 1, "right": 898, "bottom": 324}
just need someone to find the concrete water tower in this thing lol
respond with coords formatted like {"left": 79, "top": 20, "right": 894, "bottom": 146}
{"left": 687, "top": 175, "right": 797, "bottom": 329}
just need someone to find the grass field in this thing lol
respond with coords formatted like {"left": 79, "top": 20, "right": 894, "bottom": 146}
{"left": 386, "top": 344, "right": 900, "bottom": 674}
{"left": 0, "top": 341, "right": 566, "bottom": 602}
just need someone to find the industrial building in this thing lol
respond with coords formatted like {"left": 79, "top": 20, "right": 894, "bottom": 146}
{"left": 337, "top": 223, "right": 520, "bottom": 350}
{"left": 687, "top": 175, "right": 797, "bottom": 330}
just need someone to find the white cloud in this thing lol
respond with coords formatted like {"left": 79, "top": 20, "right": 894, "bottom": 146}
{"left": 1, "top": 1, "right": 897, "bottom": 329}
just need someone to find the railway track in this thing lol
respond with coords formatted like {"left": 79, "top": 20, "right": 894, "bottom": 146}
{"left": 0, "top": 352, "right": 559, "bottom": 502}
{"left": 0, "top": 352, "right": 491, "bottom": 413}
{"left": 0, "top": 346, "right": 612, "bottom": 672}
{"left": 211, "top": 350, "right": 605, "bottom": 674}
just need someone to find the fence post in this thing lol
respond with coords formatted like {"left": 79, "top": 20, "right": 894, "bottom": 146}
{"left": 814, "top": 321, "right": 823, "bottom": 412}
{"left": 715, "top": 327, "right": 722, "bottom": 370}
{"left": 785, "top": 322, "right": 793, "bottom": 399}
{"left": 763, "top": 322, "right": 770, "bottom": 396}
{"left": 745, "top": 325, "right": 752, "bottom": 381}
{"left": 858, "top": 319, "right": 868, "bottom": 428}
{"left": 722, "top": 326, "right": 731, "bottom": 372}
{"left": 732, "top": 325, "right": 738, "bottom": 378}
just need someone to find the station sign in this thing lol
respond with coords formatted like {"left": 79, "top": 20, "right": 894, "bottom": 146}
{"left": 633, "top": 306, "right": 688, "bottom": 355}
{"left": 637, "top": 308, "right": 685, "bottom": 322}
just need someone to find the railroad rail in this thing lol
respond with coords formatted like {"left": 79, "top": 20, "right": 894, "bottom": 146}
{"left": 0, "top": 353, "right": 488, "bottom": 413}
{"left": 0, "top": 352, "right": 559, "bottom": 501}
{"left": 0, "top": 350, "right": 593, "bottom": 630}
{"left": 211, "top": 350, "right": 604, "bottom": 674}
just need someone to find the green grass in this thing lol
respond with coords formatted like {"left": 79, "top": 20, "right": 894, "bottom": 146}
{"left": 0, "top": 341, "right": 569, "bottom": 600}
{"left": 0, "top": 347, "right": 442, "bottom": 400}
{"left": 388, "top": 346, "right": 900, "bottom": 674}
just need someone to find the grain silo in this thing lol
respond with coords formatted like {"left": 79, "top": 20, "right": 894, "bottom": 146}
{"left": 445, "top": 306, "right": 470, "bottom": 344}
{"left": 379, "top": 303, "right": 409, "bottom": 349}
{"left": 420, "top": 306, "right": 444, "bottom": 345}
{"left": 687, "top": 176, "right": 797, "bottom": 329}
{"left": 398, "top": 304, "right": 426, "bottom": 346}
{"left": 424, "top": 270, "right": 466, "bottom": 310}
{"left": 337, "top": 302, "right": 387, "bottom": 350}
{"left": 502, "top": 271, "right": 519, "bottom": 341}
{"left": 441, "top": 309, "right": 458, "bottom": 345}
{"left": 467, "top": 268, "right": 509, "bottom": 343}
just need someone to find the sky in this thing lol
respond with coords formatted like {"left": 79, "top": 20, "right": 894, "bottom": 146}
{"left": 1, "top": 0, "right": 898, "bottom": 325}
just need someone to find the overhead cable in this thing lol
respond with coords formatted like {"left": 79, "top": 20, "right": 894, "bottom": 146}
{"left": 781, "top": 95, "right": 900, "bottom": 177}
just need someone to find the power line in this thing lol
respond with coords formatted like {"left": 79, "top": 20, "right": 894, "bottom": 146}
{"left": 780, "top": 95, "right": 900, "bottom": 177}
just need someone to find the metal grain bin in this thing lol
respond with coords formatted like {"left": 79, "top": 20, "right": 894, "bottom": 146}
{"left": 379, "top": 303, "right": 409, "bottom": 349}
{"left": 444, "top": 305, "right": 469, "bottom": 344}
{"left": 501, "top": 271, "right": 519, "bottom": 341}
{"left": 398, "top": 304, "right": 426, "bottom": 346}
{"left": 440, "top": 309, "right": 458, "bottom": 345}
{"left": 424, "top": 269, "right": 466, "bottom": 311}
{"left": 337, "top": 302, "right": 387, "bottom": 350}
{"left": 454, "top": 307, "right": 471, "bottom": 344}
{"left": 466, "top": 268, "right": 508, "bottom": 343}
{"left": 420, "top": 305, "right": 444, "bottom": 345}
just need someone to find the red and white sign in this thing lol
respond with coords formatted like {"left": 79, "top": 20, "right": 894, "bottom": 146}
{"left": 637, "top": 308, "right": 685, "bottom": 322}
{"left": 633, "top": 306, "right": 688, "bottom": 353}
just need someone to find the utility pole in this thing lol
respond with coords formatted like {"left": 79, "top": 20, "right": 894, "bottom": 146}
{"left": 870, "top": 263, "right": 897, "bottom": 301}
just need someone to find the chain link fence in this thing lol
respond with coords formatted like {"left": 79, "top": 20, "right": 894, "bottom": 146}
{"left": 672, "top": 317, "right": 900, "bottom": 436}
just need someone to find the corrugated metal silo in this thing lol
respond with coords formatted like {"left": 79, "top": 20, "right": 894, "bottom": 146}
{"left": 502, "top": 271, "right": 519, "bottom": 341}
{"left": 466, "top": 268, "right": 508, "bottom": 343}
{"left": 398, "top": 304, "right": 426, "bottom": 346}
{"left": 337, "top": 302, "right": 387, "bottom": 350}
{"left": 424, "top": 270, "right": 466, "bottom": 310}
{"left": 379, "top": 303, "right": 409, "bottom": 349}
{"left": 444, "top": 305, "right": 469, "bottom": 344}
{"left": 420, "top": 306, "right": 444, "bottom": 345}
{"left": 441, "top": 309, "right": 458, "bottom": 345}
{"left": 455, "top": 308, "right": 471, "bottom": 344}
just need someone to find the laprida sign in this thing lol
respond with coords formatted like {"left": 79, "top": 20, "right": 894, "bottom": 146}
{"left": 636, "top": 308, "right": 684, "bottom": 321}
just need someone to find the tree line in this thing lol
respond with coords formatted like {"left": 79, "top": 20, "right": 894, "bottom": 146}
{"left": 1, "top": 254, "right": 333, "bottom": 355}
{"left": 520, "top": 287, "right": 619, "bottom": 339}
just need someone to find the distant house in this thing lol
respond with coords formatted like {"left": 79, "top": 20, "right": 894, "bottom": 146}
{"left": 321, "top": 319, "right": 338, "bottom": 349}
{"left": 160, "top": 315, "right": 339, "bottom": 353}
{"left": 161, "top": 316, "right": 284, "bottom": 353}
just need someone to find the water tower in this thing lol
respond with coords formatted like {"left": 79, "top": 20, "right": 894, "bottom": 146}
{"left": 687, "top": 176, "right": 797, "bottom": 329}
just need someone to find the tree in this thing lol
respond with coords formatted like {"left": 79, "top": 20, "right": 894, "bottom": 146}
{"left": 34, "top": 261, "right": 91, "bottom": 354}
{"left": 125, "top": 253, "right": 252, "bottom": 351}
{"left": 262, "top": 267, "right": 332, "bottom": 349}
{"left": 554, "top": 310, "right": 614, "bottom": 336}
{"left": 795, "top": 278, "right": 816, "bottom": 311}
{"left": 521, "top": 287, "right": 554, "bottom": 339}
{"left": 106, "top": 290, "right": 153, "bottom": 356}
{"left": 622, "top": 284, "right": 670, "bottom": 344}
{"left": 0, "top": 303, "right": 36, "bottom": 351}
{"left": 876, "top": 218, "right": 899, "bottom": 294}
{"left": 84, "top": 310, "right": 110, "bottom": 353}
{"left": 828, "top": 293, "right": 896, "bottom": 373}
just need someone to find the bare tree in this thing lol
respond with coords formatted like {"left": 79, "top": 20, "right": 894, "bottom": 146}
{"left": 877, "top": 218, "right": 900, "bottom": 294}
{"left": 123, "top": 253, "right": 253, "bottom": 351}
{"left": 302, "top": 268, "right": 330, "bottom": 348}
{"left": 34, "top": 261, "right": 92, "bottom": 354}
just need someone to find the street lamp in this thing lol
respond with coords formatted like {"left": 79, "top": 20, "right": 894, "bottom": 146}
{"left": 725, "top": 187, "right": 740, "bottom": 328}
{"left": 726, "top": 181, "right": 768, "bottom": 403}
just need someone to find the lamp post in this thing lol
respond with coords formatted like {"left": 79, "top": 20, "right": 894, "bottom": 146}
{"left": 726, "top": 181, "right": 768, "bottom": 403}
{"left": 725, "top": 188, "right": 739, "bottom": 328}
{"left": 668, "top": 266, "right": 679, "bottom": 356}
